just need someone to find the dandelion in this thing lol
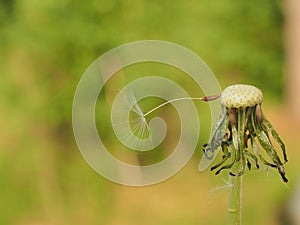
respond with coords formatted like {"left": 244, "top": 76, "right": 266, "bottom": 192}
{"left": 201, "top": 84, "right": 288, "bottom": 225}
{"left": 115, "top": 83, "right": 288, "bottom": 225}
{"left": 121, "top": 84, "right": 288, "bottom": 183}
{"left": 119, "top": 84, "right": 288, "bottom": 224}
{"left": 202, "top": 84, "right": 288, "bottom": 182}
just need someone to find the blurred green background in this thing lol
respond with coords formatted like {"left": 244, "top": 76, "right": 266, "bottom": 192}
{"left": 1, "top": 0, "right": 299, "bottom": 225}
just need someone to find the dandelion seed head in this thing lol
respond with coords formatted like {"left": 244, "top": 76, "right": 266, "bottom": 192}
{"left": 204, "top": 84, "right": 288, "bottom": 182}
{"left": 220, "top": 84, "right": 263, "bottom": 108}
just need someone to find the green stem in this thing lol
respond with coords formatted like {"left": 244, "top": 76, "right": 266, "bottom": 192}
{"left": 228, "top": 108, "right": 245, "bottom": 225}
{"left": 228, "top": 162, "right": 243, "bottom": 225}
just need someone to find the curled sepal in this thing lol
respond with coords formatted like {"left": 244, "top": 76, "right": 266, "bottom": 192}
{"left": 256, "top": 130, "right": 282, "bottom": 163}
{"left": 210, "top": 141, "right": 231, "bottom": 172}
{"left": 199, "top": 108, "right": 229, "bottom": 171}
{"left": 262, "top": 118, "right": 288, "bottom": 163}
{"left": 253, "top": 126, "right": 288, "bottom": 182}
{"left": 204, "top": 109, "right": 228, "bottom": 159}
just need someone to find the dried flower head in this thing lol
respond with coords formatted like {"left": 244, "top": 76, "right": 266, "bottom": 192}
{"left": 203, "top": 84, "right": 288, "bottom": 182}
{"left": 220, "top": 84, "right": 263, "bottom": 108}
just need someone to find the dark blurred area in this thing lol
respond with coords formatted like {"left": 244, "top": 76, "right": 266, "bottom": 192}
{"left": 1, "top": 0, "right": 300, "bottom": 225}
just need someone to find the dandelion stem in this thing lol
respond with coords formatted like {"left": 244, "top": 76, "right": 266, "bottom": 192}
{"left": 228, "top": 108, "right": 245, "bottom": 225}
{"left": 228, "top": 164, "right": 243, "bottom": 225}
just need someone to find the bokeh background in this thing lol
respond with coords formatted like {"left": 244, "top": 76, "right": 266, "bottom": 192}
{"left": 1, "top": 0, "right": 300, "bottom": 225}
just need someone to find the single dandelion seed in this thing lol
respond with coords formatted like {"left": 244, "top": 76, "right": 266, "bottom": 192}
{"left": 112, "top": 89, "right": 154, "bottom": 150}
{"left": 116, "top": 89, "right": 220, "bottom": 151}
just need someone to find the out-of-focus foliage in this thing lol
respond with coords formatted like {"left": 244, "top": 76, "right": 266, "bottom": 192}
{"left": 1, "top": 0, "right": 284, "bottom": 127}
{"left": 0, "top": 0, "right": 288, "bottom": 225}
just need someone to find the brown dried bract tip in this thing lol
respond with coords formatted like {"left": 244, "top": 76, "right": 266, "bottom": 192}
{"left": 220, "top": 84, "right": 263, "bottom": 108}
{"left": 202, "top": 94, "right": 221, "bottom": 102}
